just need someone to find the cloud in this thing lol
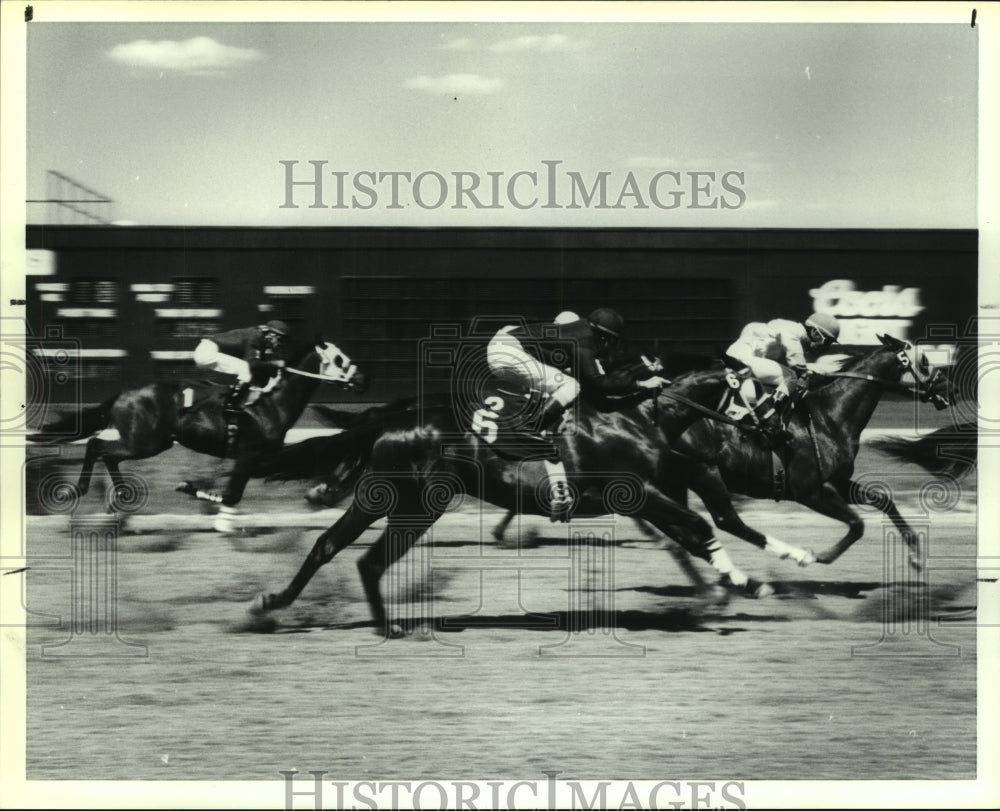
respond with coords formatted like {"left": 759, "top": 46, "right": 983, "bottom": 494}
{"left": 490, "top": 33, "right": 587, "bottom": 53}
{"left": 106, "top": 36, "right": 263, "bottom": 76}
{"left": 401, "top": 73, "right": 504, "bottom": 95}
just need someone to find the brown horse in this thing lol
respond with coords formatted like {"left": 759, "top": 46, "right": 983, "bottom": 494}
{"left": 656, "top": 334, "right": 951, "bottom": 572}
{"left": 253, "top": 364, "right": 770, "bottom": 637}
{"left": 28, "top": 340, "right": 367, "bottom": 509}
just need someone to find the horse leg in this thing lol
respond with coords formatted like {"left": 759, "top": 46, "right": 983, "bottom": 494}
{"left": 800, "top": 483, "right": 866, "bottom": 565}
{"left": 356, "top": 511, "right": 442, "bottom": 638}
{"left": 689, "top": 468, "right": 815, "bottom": 566}
{"left": 251, "top": 501, "right": 380, "bottom": 614}
{"left": 491, "top": 509, "right": 516, "bottom": 542}
{"left": 220, "top": 457, "right": 255, "bottom": 508}
{"left": 77, "top": 436, "right": 105, "bottom": 495}
{"left": 637, "top": 485, "right": 772, "bottom": 598}
{"left": 840, "top": 477, "right": 923, "bottom": 571}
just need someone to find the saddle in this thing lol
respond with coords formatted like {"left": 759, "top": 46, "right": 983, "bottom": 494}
{"left": 462, "top": 379, "right": 560, "bottom": 462}
{"left": 176, "top": 379, "right": 273, "bottom": 417}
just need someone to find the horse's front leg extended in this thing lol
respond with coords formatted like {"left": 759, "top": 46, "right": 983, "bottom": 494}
{"left": 800, "top": 483, "right": 866, "bottom": 565}
{"left": 221, "top": 455, "right": 256, "bottom": 507}
{"left": 77, "top": 436, "right": 104, "bottom": 496}
{"left": 688, "top": 466, "right": 815, "bottom": 567}
{"left": 841, "top": 477, "right": 923, "bottom": 572}
{"left": 637, "top": 485, "right": 772, "bottom": 598}
{"left": 250, "top": 501, "right": 380, "bottom": 614}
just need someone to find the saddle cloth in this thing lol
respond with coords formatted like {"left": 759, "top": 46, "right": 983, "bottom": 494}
{"left": 462, "top": 379, "right": 560, "bottom": 462}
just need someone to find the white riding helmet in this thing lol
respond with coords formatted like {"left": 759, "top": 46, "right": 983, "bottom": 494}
{"left": 554, "top": 311, "right": 581, "bottom": 325}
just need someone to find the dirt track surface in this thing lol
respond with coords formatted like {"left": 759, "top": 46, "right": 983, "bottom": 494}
{"left": 22, "top": 429, "right": 980, "bottom": 783}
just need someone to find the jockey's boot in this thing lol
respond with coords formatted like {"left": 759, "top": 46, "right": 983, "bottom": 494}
{"left": 767, "top": 390, "right": 797, "bottom": 444}
{"left": 223, "top": 381, "right": 251, "bottom": 419}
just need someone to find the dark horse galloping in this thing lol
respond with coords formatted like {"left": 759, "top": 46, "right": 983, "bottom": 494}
{"left": 660, "top": 334, "right": 951, "bottom": 571}
{"left": 253, "top": 364, "right": 767, "bottom": 637}
{"left": 28, "top": 340, "right": 367, "bottom": 509}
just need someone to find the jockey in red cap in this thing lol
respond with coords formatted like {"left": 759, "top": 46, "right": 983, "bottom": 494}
{"left": 725, "top": 312, "right": 841, "bottom": 434}
{"left": 193, "top": 320, "right": 292, "bottom": 415}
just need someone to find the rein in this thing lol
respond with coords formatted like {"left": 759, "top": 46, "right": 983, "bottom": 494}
{"left": 813, "top": 369, "right": 916, "bottom": 396}
{"left": 285, "top": 365, "right": 357, "bottom": 384}
{"left": 657, "top": 387, "right": 754, "bottom": 431}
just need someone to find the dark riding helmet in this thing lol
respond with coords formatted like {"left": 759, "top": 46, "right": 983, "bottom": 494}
{"left": 262, "top": 320, "right": 290, "bottom": 337}
{"left": 587, "top": 308, "right": 625, "bottom": 339}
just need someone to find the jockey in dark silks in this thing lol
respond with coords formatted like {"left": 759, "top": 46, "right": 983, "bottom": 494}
{"left": 193, "top": 320, "right": 292, "bottom": 415}
{"left": 487, "top": 307, "right": 669, "bottom": 434}
{"left": 486, "top": 308, "right": 668, "bottom": 518}
{"left": 724, "top": 312, "right": 841, "bottom": 434}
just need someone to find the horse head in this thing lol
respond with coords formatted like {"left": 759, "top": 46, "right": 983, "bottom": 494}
{"left": 313, "top": 340, "right": 370, "bottom": 392}
{"left": 875, "top": 333, "right": 950, "bottom": 410}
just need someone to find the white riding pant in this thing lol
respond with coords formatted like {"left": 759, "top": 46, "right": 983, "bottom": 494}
{"left": 486, "top": 329, "right": 580, "bottom": 406}
{"left": 725, "top": 342, "right": 793, "bottom": 396}
{"left": 193, "top": 339, "right": 252, "bottom": 383}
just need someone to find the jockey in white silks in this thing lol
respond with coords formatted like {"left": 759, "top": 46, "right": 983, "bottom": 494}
{"left": 724, "top": 312, "right": 841, "bottom": 430}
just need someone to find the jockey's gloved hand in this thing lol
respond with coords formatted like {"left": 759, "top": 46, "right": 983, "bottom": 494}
{"left": 789, "top": 375, "right": 809, "bottom": 396}
{"left": 638, "top": 375, "right": 670, "bottom": 389}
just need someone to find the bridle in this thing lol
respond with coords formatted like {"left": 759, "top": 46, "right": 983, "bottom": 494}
{"left": 810, "top": 343, "right": 950, "bottom": 409}
{"left": 282, "top": 342, "right": 362, "bottom": 387}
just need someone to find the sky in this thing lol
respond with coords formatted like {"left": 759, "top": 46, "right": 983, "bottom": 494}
{"left": 19, "top": 8, "right": 982, "bottom": 228}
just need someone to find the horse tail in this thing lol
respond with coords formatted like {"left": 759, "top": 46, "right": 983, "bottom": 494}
{"left": 25, "top": 393, "right": 120, "bottom": 443}
{"left": 869, "top": 421, "right": 977, "bottom": 479}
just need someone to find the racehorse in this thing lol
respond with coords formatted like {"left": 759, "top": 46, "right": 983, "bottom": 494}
{"left": 27, "top": 339, "right": 367, "bottom": 509}
{"left": 656, "top": 334, "right": 951, "bottom": 571}
{"left": 252, "top": 364, "right": 771, "bottom": 637}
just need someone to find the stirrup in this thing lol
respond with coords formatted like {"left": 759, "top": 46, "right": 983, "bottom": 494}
{"left": 549, "top": 481, "right": 573, "bottom": 522}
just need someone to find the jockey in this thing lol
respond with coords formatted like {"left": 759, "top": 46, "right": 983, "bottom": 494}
{"left": 487, "top": 307, "right": 669, "bottom": 435}
{"left": 192, "top": 320, "right": 292, "bottom": 415}
{"left": 724, "top": 312, "right": 841, "bottom": 431}
{"left": 486, "top": 308, "right": 668, "bottom": 519}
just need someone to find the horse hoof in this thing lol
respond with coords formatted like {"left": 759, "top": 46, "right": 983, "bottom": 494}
{"left": 751, "top": 580, "right": 775, "bottom": 598}
{"left": 376, "top": 623, "right": 406, "bottom": 639}
{"left": 248, "top": 593, "right": 270, "bottom": 616}
{"left": 214, "top": 507, "right": 239, "bottom": 533}
{"left": 176, "top": 482, "right": 195, "bottom": 495}
{"left": 703, "top": 584, "right": 730, "bottom": 607}
{"left": 798, "top": 550, "right": 816, "bottom": 567}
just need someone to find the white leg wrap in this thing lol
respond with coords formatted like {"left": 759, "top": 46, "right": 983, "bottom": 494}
{"left": 707, "top": 540, "right": 749, "bottom": 586}
{"left": 765, "top": 535, "right": 814, "bottom": 566}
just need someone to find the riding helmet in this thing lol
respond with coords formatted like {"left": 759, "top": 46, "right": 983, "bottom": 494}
{"left": 804, "top": 312, "right": 840, "bottom": 342}
{"left": 554, "top": 310, "right": 581, "bottom": 324}
{"left": 263, "top": 319, "right": 290, "bottom": 336}
{"left": 587, "top": 308, "right": 625, "bottom": 338}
